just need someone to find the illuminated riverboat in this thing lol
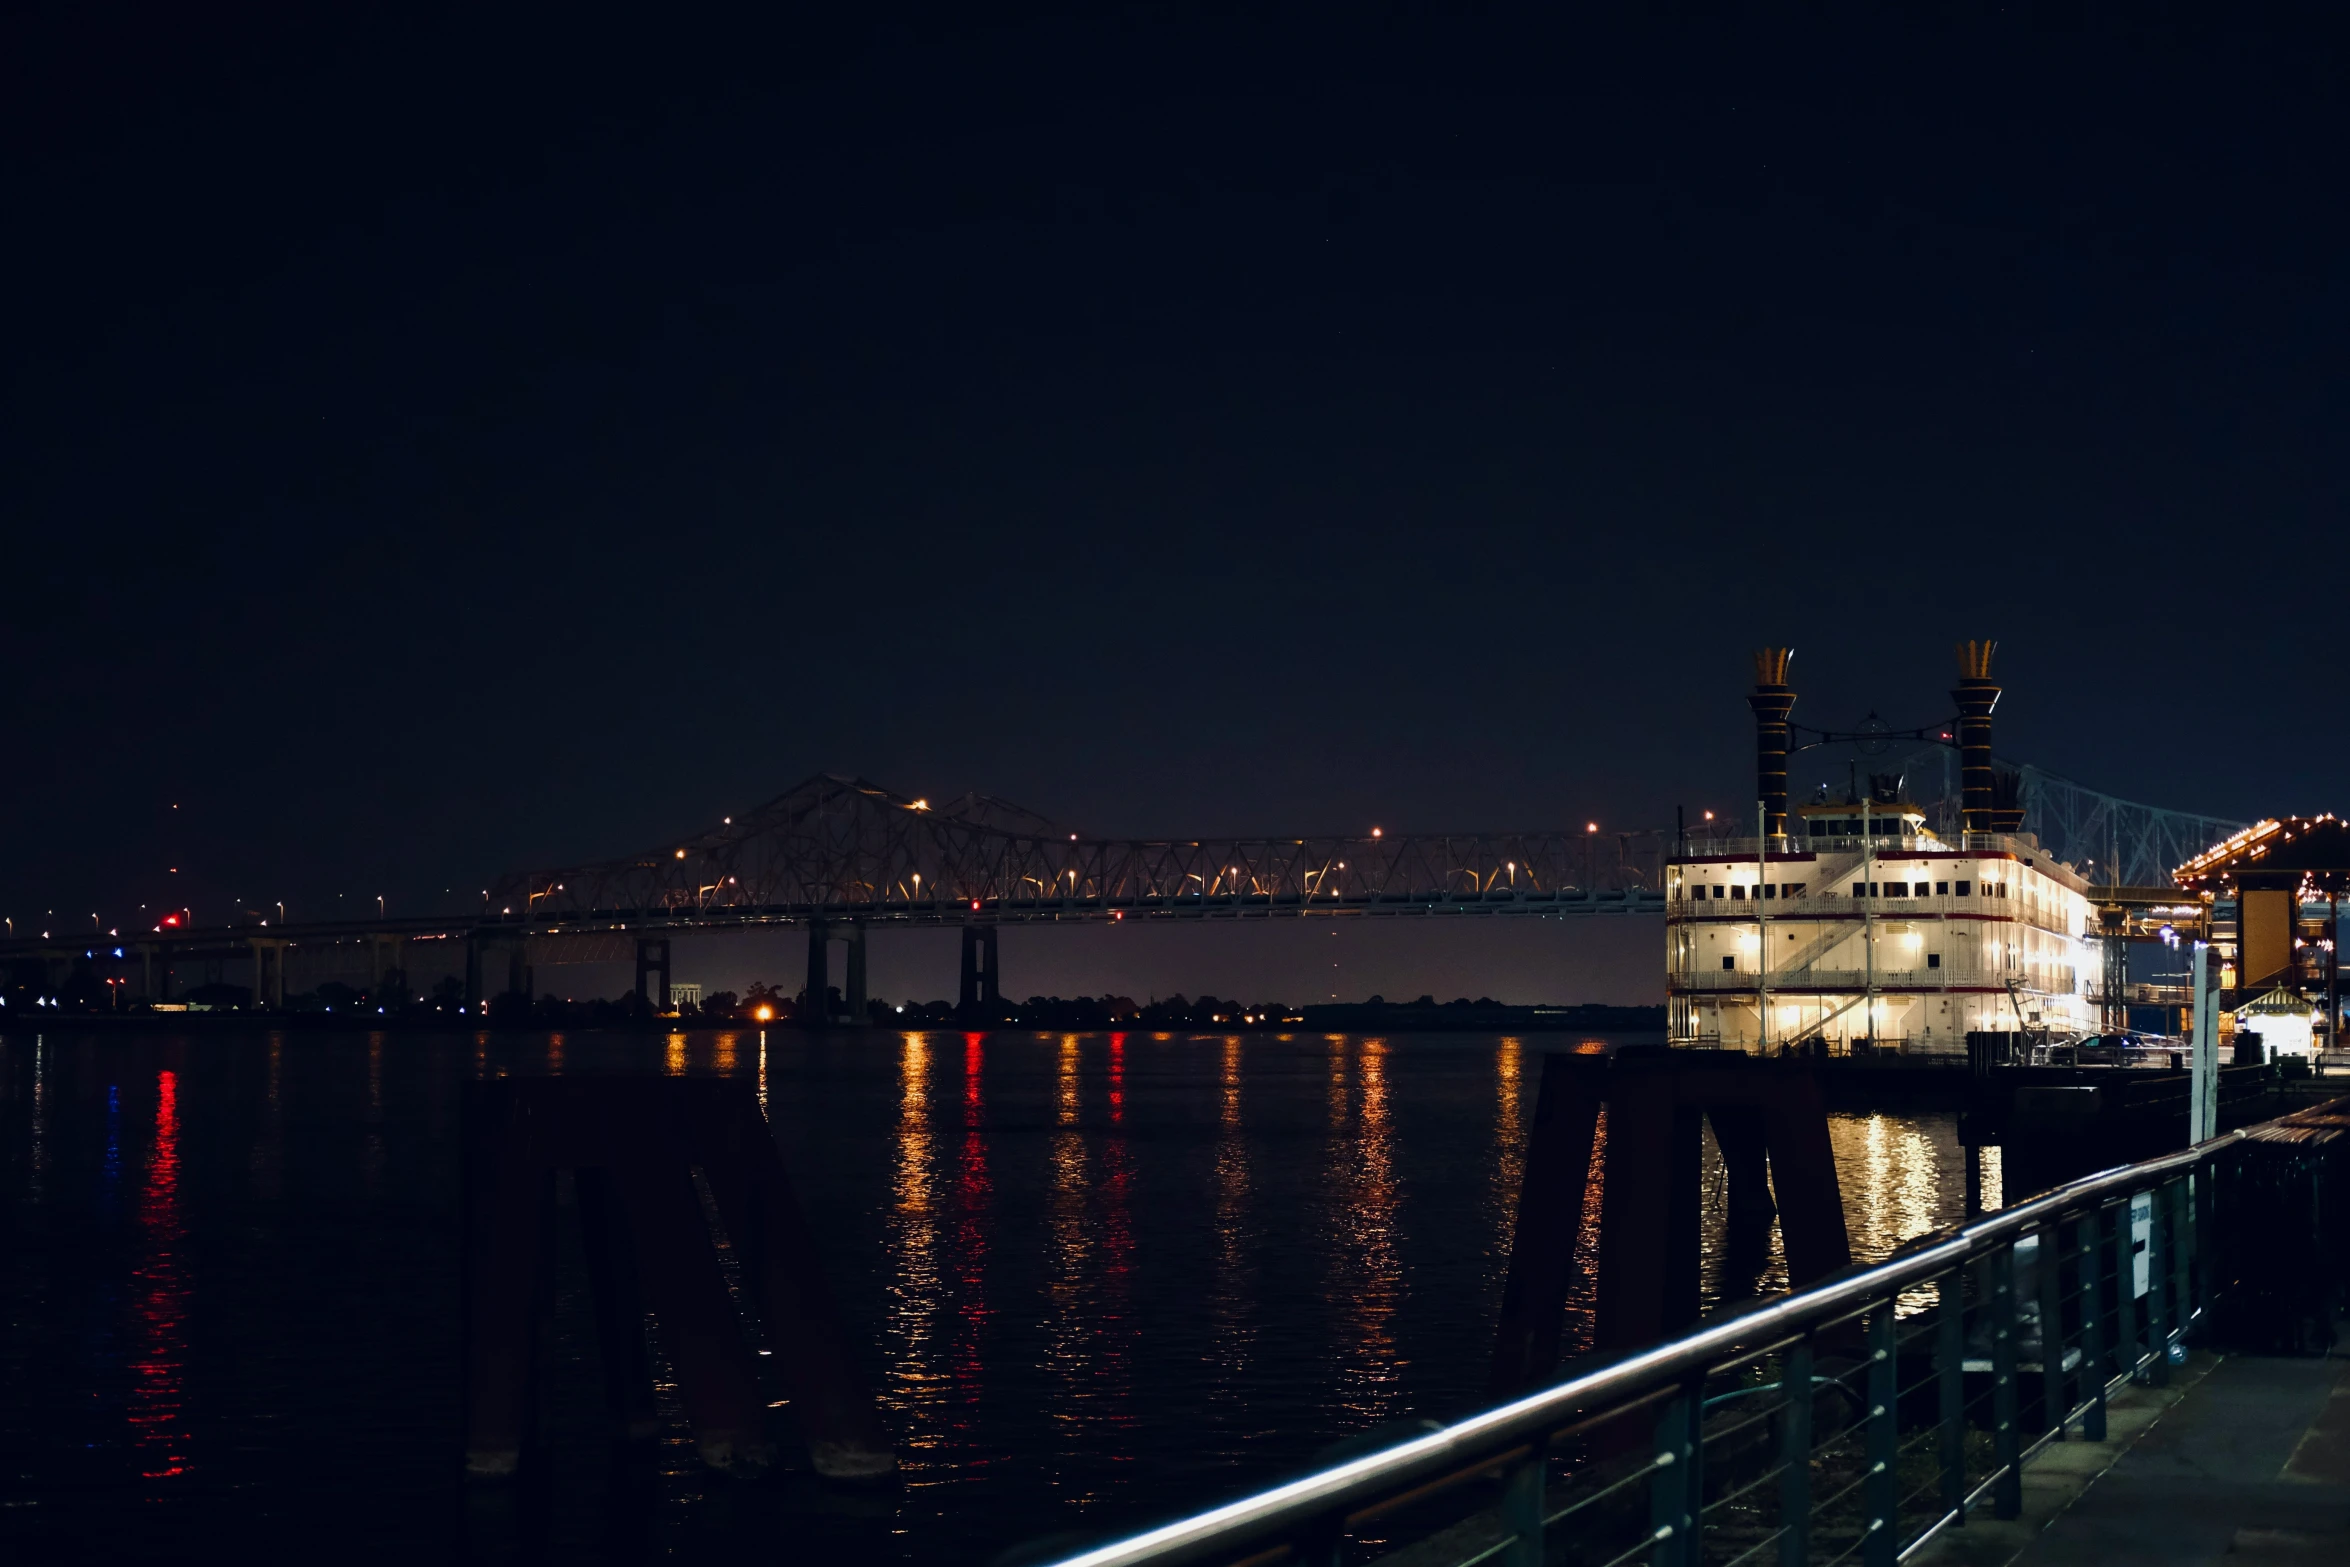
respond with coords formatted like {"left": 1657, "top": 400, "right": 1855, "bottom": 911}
{"left": 1667, "top": 644, "right": 2100, "bottom": 1054}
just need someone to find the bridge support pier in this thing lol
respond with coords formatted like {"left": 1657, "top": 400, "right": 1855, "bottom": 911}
{"left": 249, "top": 938, "right": 288, "bottom": 1010}
{"left": 958, "top": 925, "right": 1000, "bottom": 1015}
{"left": 803, "top": 921, "right": 869, "bottom": 1027}
{"left": 844, "top": 925, "right": 867, "bottom": 1023}
{"left": 369, "top": 934, "right": 407, "bottom": 1004}
{"left": 635, "top": 938, "right": 672, "bottom": 1013}
{"left": 465, "top": 933, "right": 530, "bottom": 1012}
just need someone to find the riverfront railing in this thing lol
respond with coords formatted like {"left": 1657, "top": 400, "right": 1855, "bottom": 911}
{"left": 1042, "top": 1099, "right": 2349, "bottom": 1567}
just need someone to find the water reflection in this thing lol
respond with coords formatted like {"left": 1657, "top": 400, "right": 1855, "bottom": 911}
{"left": 363, "top": 1033, "right": 385, "bottom": 1192}
{"left": 1206, "top": 1036, "right": 1253, "bottom": 1397}
{"left": 1558, "top": 1106, "right": 1607, "bottom": 1355}
{"left": 1827, "top": 1114, "right": 1966, "bottom": 1264}
{"left": 887, "top": 1034, "right": 943, "bottom": 1451}
{"left": 1488, "top": 1037, "right": 1524, "bottom": 1294}
{"left": 1042, "top": 1035, "right": 1087, "bottom": 1489}
{"left": 950, "top": 1033, "right": 991, "bottom": 1445}
{"left": 1326, "top": 1038, "right": 1401, "bottom": 1426}
{"left": 253, "top": 1033, "right": 283, "bottom": 1199}
{"left": 30, "top": 1036, "right": 46, "bottom": 1200}
{"left": 1095, "top": 1034, "right": 1137, "bottom": 1438}
{"left": 129, "top": 1070, "right": 189, "bottom": 1483}
{"left": 4, "top": 1027, "right": 2008, "bottom": 1564}
{"left": 1825, "top": 1113, "right": 1971, "bottom": 1314}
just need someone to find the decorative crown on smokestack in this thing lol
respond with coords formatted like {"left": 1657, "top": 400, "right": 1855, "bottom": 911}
{"left": 1746, "top": 647, "right": 1796, "bottom": 843}
{"left": 1951, "top": 640, "right": 2001, "bottom": 835}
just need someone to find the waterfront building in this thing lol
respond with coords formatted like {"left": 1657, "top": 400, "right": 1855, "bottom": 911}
{"left": 2232, "top": 987, "right": 2316, "bottom": 1061}
{"left": 1667, "top": 644, "right": 2100, "bottom": 1055}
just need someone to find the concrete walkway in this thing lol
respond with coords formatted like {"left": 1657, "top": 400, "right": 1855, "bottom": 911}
{"left": 2017, "top": 1351, "right": 2350, "bottom": 1566}
{"left": 1926, "top": 1346, "right": 2350, "bottom": 1566}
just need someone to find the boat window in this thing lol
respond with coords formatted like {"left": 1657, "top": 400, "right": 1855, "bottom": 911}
{"left": 1927, "top": 953, "right": 1942, "bottom": 969}
{"left": 1885, "top": 882, "right": 1908, "bottom": 897}
{"left": 1730, "top": 883, "right": 1745, "bottom": 899}
{"left": 1955, "top": 881, "right": 1971, "bottom": 896}
{"left": 1936, "top": 881, "right": 1949, "bottom": 895}
{"left": 1913, "top": 882, "right": 1930, "bottom": 896}
{"left": 1722, "top": 956, "right": 1736, "bottom": 970}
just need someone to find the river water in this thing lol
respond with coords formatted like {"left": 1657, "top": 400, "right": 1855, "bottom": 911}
{"left": 0, "top": 1027, "right": 1991, "bottom": 1564}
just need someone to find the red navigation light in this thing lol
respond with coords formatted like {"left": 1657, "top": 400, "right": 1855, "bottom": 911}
{"left": 162, "top": 914, "right": 181, "bottom": 927}
{"left": 970, "top": 899, "right": 981, "bottom": 911}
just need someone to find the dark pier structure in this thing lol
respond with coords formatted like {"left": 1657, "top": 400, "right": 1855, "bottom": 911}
{"left": 1488, "top": 1047, "right": 1852, "bottom": 1395}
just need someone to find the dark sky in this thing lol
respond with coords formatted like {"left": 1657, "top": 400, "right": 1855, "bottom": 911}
{"left": 7, "top": 5, "right": 2347, "bottom": 997}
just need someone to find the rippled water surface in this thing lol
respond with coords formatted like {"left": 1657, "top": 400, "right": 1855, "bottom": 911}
{"left": 0, "top": 1028, "right": 1987, "bottom": 1563}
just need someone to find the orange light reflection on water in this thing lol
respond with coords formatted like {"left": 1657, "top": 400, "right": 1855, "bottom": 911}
{"left": 1327, "top": 1037, "right": 1401, "bottom": 1427}
{"left": 1044, "top": 1034, "right": 1092, "bottom": 1489}
{"left": 1207, "top": 1035, "right": 1253, "bottom": 1396}
{"left": 886, "top": 1033, "right": 943, "bottom": 1453}
{"left": 1489, "top": 1037, "right": 1525, "bottom": 1296}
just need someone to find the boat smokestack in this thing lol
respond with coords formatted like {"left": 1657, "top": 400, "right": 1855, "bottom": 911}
{"left": 1953, "top": 640, "right": 2000, "bottom": 835}
{"left": 1746, "top": 648, "right": 1795, "bottom": 843}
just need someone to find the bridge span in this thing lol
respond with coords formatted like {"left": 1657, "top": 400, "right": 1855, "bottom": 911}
{"left": 0, "top": 775, "right": 1669, "bottom": 1019}
{"left": 0, "top": 770, "right": 2240, "bottom": 1020}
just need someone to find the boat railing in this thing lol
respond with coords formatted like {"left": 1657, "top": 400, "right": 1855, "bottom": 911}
{"left": 1672, "top": 965, "right": 2025, "bottom": 992}
{"left": 1041, "top": 1098, "right": 2350, "bottom": 1567}
{"left": 1676, "top": 831, "right": 2046, "bottom": 859}
{"left": 1670, "top": 893, "right": 2089, "bottom": 942}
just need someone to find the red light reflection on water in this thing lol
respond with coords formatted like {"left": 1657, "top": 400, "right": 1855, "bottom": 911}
{"left": 1094, "top": 1034, "right": 1137, "bottom": 1433}
{"left": 129, "top": 1070, "right": 190, "bottom": 1481}
{"left": 950, "top": 1034, "right": 992, "bottom": 1438}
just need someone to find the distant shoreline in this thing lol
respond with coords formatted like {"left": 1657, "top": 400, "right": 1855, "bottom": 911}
{"left": 0, "top": 1001, "right": 1664, "bottom": 1036}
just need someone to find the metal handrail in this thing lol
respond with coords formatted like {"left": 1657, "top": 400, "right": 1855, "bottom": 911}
{"left": 1044, "top": 1124, "right": 2265, "bottom": 1567}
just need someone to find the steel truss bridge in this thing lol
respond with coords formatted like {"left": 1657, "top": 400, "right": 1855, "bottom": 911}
{"left": 2015, "top": 764, "right": 2245, "bottom": 890}
{"left": 495, "top": 774, "right": 1674, "bottom": 928}
{"left": 0, "top": 770, "right": 2246, "bottom": 1001}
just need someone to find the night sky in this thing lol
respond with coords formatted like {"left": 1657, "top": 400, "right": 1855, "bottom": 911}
{"left": 7, "top": 6, "right": 2346, "bottom": 1002}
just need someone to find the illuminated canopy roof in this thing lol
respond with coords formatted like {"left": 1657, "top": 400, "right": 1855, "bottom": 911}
{"left": 2174, "top": 815, "right": 2350, "bottom": 897}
